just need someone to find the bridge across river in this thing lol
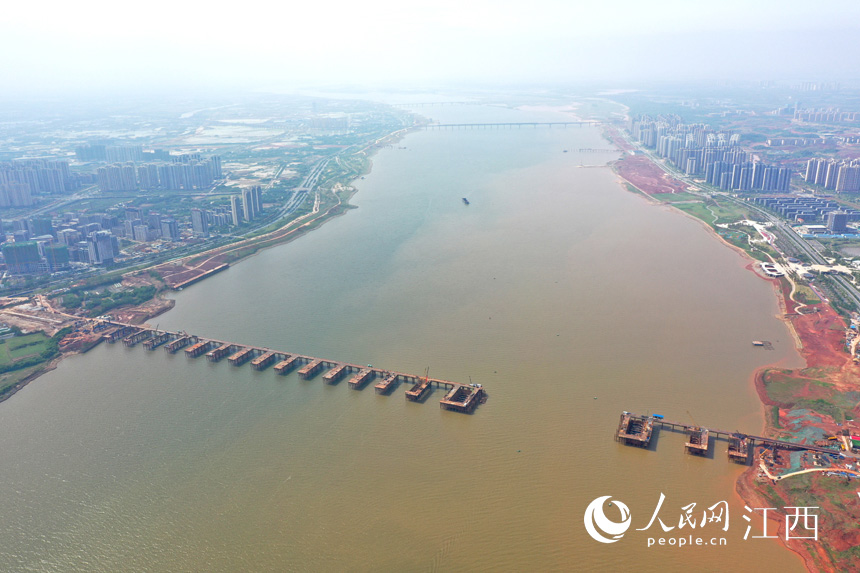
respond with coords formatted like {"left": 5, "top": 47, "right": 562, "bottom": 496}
{"left": 421, "top": 121, "right": 594, "bottom": 130}
{"left": 97, "top": 321, "right": 485, "bottom": 414}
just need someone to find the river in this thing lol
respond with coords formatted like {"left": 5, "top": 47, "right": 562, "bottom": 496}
{"left": 0, "top": 103, "right": 805, "bottom": 571}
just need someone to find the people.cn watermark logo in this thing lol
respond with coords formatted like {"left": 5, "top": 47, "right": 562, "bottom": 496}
{"left": 584, "top": 492, "right": 821, "bottom": 548}
{"left": 583, "top": 495, "right": 632, "bottom": 543}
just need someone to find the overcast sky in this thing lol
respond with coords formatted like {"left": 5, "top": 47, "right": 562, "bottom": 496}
{"left": 2, "top": 0, "right": 859, "bottom": 95}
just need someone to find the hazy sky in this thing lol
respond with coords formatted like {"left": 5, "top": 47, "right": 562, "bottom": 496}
{"left": 2, "top": 0, "right": 859, "bottom": 94}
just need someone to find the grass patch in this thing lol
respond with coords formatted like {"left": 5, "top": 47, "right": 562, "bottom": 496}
{"left": 682, "top": 197, "right": 753, "bottom": 226}
{"left": 672, "top": 201, "right": 715, "bottom": 223}
{"left": 0, "top": 333, "right": 50, "bottom": 367}
{"left": 652, "top": 192, "right": 702, "bottom": 203}
{"left": 0, "top": 363, "right": 47, "bottom": 398}
{"left": 762, "top": 368, "right": 858, "bottom": 423}
{"left": 622, "top": 182, "right": 648, "bottom": 198}
{"left": 794, "top": 398, "right": 849, "bottom": 423}
{"left": 793, "top": 284, "right": 822, "bottom": 305}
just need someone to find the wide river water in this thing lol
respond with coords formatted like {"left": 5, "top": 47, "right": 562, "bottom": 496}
{"left": 0, "top": 104, "right": 806, "bottom": 571}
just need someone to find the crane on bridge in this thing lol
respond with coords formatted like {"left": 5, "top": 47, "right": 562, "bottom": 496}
{"left": 687, "top": 410, "right": 701, "bottom": 430}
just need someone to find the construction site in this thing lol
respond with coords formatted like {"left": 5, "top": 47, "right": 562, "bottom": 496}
{"left": 97, "top": 320, "right": 486, "bottom": 414}
{"left": 614, "top": 411, "right": 858, "bottom": 466}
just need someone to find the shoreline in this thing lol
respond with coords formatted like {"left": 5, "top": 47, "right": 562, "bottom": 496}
{"left": 608, "top": 145, "right": 845, "bottom": 572}
{"left": 0, "top": 126, "right": 411, "bottom": 405}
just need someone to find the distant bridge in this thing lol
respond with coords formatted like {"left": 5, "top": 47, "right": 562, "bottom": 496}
{"left": 390, "top": 102, "right": 479, "bottom": 108}
{"left": 420, "top": 121, "right": 596, "bottom": 130}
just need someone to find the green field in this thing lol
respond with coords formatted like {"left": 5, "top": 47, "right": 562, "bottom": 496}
{"left": 0, "top": 363, "right": 46, "bottom": 399}
{"left": 672, "top": 198, "right": 754, "bottom": 226}
{"left": 652, "top": 192, "right": 702, "bottom": 203}
{"left": 0, "top": 333, "right": 50, "bottom": 367}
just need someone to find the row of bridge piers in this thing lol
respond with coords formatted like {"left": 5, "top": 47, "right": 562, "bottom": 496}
{"left": 101, "top": 321, "right": 485, "bottom": 413}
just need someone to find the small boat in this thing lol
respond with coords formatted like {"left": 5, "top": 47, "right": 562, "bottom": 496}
{"left": 752, "top": 341, "right": 765, "bottom": 346}
{"left": 462, "top": 197, "right": 470, "bottom": 205}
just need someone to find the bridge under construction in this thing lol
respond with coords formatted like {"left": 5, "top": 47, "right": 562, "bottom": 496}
{"left": 95, "top": 321, "right": 485, "bottom": 414}
{"left": 615, "top": 412, "right": 844, "bottom": 464}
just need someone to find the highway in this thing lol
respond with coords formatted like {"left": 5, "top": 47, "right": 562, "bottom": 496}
{"left": 273, "top": 158, "right": 328, "bottom": 221}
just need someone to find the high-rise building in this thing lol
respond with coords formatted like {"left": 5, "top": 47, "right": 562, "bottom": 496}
{"left": 28, "top": 217, "right": 54, "bottom": 238}
{"left": 242, "top": 188, "right": 258, "bottom": 222}
{"left": 57, "top": 228, "right": 81, "bottom": 246}
{"left": 75, "top": 144, "right": 107, "bottom": 162}
{"left": 2, "top": 242, "right": 43, "bottom": 274}
{"left": 191, "top": 209, "right": 209, "bottom": 237}
{"left": 43, "top": 245, "right": 70, "bottom": 271}
{"left": 230, "top": 196, "right": 242, "bottom": 226}
{"left": 105, "top": 145, "right": 143, "bottom": 163}
{"left": 0, "top": 183, "right": 34, "bottom": 207}
{"left": 826, "top": 211, "right": 849, "bottom": 234}
{"left": 133, "top": 224, "right": 150, "bottom": 242}
{"left": 252, "top": 186, "right": 263, "bottom": 214}
{"left": 160, "top": 219, "right": 180, "bottom": 241}
{"left": 86, "top": 231, "right": 115, "bottom": 265}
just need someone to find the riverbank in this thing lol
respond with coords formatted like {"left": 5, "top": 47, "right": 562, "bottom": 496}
{"left": 0, "top": 126, "right": 412, "bottom": 404}
{"left": 154, "top": 128, "right": 410, "bottom": 289}
{"left": 610, "top": 141, "right": 859, "bottom": 572}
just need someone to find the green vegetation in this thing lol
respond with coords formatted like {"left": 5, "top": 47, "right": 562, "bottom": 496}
{"left": 671, "top": 197, "right": 754, "bottom": 226}
{"left": 652, "top": 192, "right": 701, "bottom": 203}
{"left": 0, "top": 364, "right": 48, "bottom": 399}
{"left": 663, "top": 195, "right": 777, "bottom": 262}
{"left": 793, "top": 284, "right": 822, "bottom": 305}
{"left": 816, "top": 274, "right": 860, "bottom": 317}
{"left": 71, "top": 286, "right": 158, "bottom": 317}
{"left": 762, "top": 368, "right": 859, "bottom": 424}
{"left": 771, "top": 404, "right": 781, "bottom": 429}
{"left": 622, "top": 182, "right": 648, "bottom": 198}
{"left": 0, "top": 327, "right": 71, "bottom": 398}
{"left": 780, "top": 474, "right": 817, "bottom": 507}
{"left": 793, "top": 398, "right": 849, "bottom": 425}
{"left": 0, "top": 332, "right": 51, "bottom": 367}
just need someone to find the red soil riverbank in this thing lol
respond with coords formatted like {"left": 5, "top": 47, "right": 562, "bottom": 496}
{"left": 612, "top": 147, "right": 858, "bottom": 572}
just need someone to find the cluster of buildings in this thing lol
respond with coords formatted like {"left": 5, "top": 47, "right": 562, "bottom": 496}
{"left": 2, "top": 241, "right": 71, "bottom": 274}
{"left": 752, "top": 196, "right": 860, "bottom": 235}
{"left": 804, "top": 158, "right": 860, "bottom": 192}
{"left": 76, "top": 144, "right": 146, "bottom": 163}
{"left": 1, "top": 182, "right": 269, "bottom": 275}
{"left": 2, "top": 213, "right": 122, "bottom": 271}
{"left": 122, "top": 207, "right": 181, "bottom": 243}
{"left": 794, "top": 108, "right": 859, "bottom": 123}
{"left": 190, "top": 207, "right": 235, "bottom": 238}
{"left": 0, "top": 160, "right": 79, "bottom": 207}
{"left": 75, "top": 144, "right": 176, "bottom": 164}
{"left": 0, "top": 183, "right": 33, "bottom": 208}
{"left": 190, "top": 188, "right": 268, "bottom": 238}
{"left": 630, "top": 115, "right": 791, "bottom": 191}
{"left": 231, "top": 186, "right": 263, "bottom": 225}
{"left": 121, "top": 205, "right": 235, "bottom": 243}
{"left": 794, "top": 82, "right": 842, "bottom": 92}
{"left": 186, "top": 186, "right": 264, "bottom": 239}
{"left": 96, "top": 154, "right": 222, "bottom": 192}
{"left": 765, "top": 137, "right": 830, "bottom": 147}
{"left": 0, "top": 214, "right": 123, "bottom": 274}
{"left": 765, "top": 135, "right": 860, "bottom": 146}
{"left": 1, "top": 206, "right": 192, "bottom": 275}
